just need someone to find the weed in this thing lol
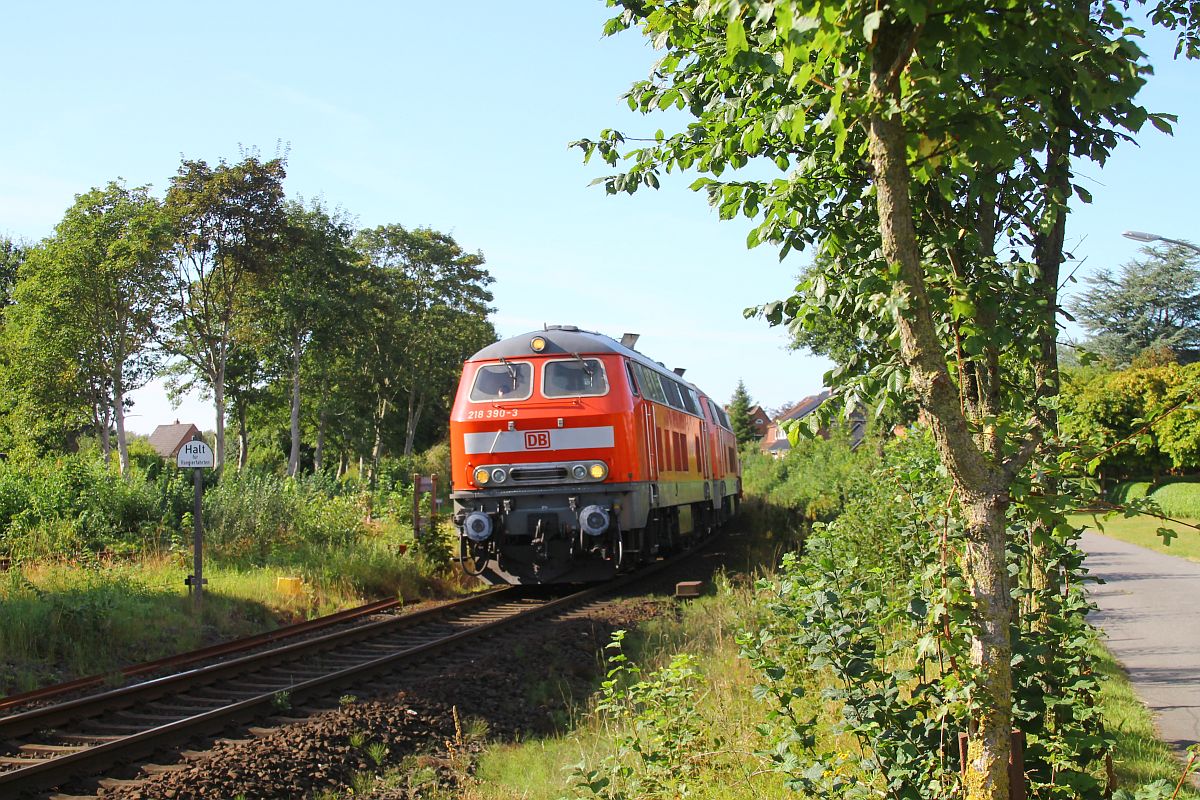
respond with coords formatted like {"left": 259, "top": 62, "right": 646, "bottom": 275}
{"left": 339, "top": 694, "right": 357, "bottom": 708}
{"left": 366, "top": 741, "right": 389, "bottom": 767}
{"left": 271, "top": 690, "right": 291, "bottom": 711}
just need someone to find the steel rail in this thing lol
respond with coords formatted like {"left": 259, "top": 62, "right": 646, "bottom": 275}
{"left": 0, "top": 596, "right": 408, "bottom": 713}
{"left": 0, "top": 588, "right": 511, "bottom": 742}
{"left": 0, "top": 544, "right": 695, "bottom": 798}
{"left": 0, "top": 587, "right": 604, "bottom": 796}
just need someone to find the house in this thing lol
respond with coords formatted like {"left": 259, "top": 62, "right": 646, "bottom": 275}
{"left": 148, "top": 421, "right": 203, "bottom": 458}
{"left": 760, "top": 391, "right": 866, "bottom": 456}
{"left": 746, "top": 404, "right": 770, "bottom": 438}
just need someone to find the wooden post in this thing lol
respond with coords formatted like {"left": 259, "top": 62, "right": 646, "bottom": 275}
{"left": 412, "top": 472, "right": 421, "bottom": 540}
{"left": 191, "top": 464, "right": 204, "bottom": 612}
{"left": 1009, "top": 729, "right": 1026, "bottom": 800}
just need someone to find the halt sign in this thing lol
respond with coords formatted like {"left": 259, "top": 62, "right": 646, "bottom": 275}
{"left": 177, "top": 440, "right": 214, "bottom": 468}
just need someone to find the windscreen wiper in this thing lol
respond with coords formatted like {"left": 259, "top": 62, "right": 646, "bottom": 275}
{"left": 571, "top": 352, "right": 594, "bottom": 376}
{"left": 498, "top": 356, "right": 518, "bottom": 388}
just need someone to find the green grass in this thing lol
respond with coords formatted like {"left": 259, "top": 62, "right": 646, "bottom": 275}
{"left": 1110, "top": 480, "right": 1200, "bottom": 520}
{"left": 1071, "top": 512, "right": 1200, "bottom": 562}
{"left": 0, "top": 532, "right": 467, "bottom": 696}
{"left": 1094, "top": 639, "right": 1200, "bottom": 796}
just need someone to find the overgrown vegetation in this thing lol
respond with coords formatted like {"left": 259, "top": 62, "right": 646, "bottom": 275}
{"left": 0, "top": 442, "right": 465, "bottom": 695}
{"left": 462, "top": 435, "right": 1196, "bottom": 800}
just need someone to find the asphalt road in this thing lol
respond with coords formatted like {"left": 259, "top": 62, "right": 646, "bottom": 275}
{"left": 1083, "top": 530, "right": 1200, "bottom": 755}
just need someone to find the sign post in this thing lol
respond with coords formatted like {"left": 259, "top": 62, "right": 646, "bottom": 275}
{"left": 177, "top": 438, "right": 214, "bottom": 612}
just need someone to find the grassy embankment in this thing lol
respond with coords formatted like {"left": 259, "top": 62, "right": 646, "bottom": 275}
{"left": 323, "top": 437, "right": 1199, "bottom": 800}
{"left": 1072, "top": 479, "right": 1200, "bottom": 561}
{"left": 0, "top": 451, "right": 467, "bottom": 696}
{"left": 324, "top": 501, "right": 1197, "bottom": 800}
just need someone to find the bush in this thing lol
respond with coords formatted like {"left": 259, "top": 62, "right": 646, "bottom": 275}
{"left": 740, "top": 424, "right": 876, "bottom": 522}
{"left": 1147, "top": 481, "right": 1200, "bottom": 519}
{"left": 0, "top": 455, "right": 188, "bottom": 560}
{"left": 202, "top": 472, "right": 368, "bottom": 564}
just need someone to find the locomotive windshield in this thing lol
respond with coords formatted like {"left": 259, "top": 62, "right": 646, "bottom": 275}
{"left": 470, "top": 362, "right": 533, "bottom": 401}
{"left": 543, "top": 359, "right": 608, "bottom": 398}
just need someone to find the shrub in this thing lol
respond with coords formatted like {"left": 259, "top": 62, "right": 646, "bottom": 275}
{"left": 202, "top": 472, "right": 368, "bottom": 564}
{"left": 0, "top": 455, "right": 185, "bottom": 560}
{"left": 740, "top": 424, "right": 877, "bottom": 523}
{"left": 1147, "top": 481, "right": 1200, "bottom": 520}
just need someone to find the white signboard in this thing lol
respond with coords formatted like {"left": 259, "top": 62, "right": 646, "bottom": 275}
{"left": 177, "top": 440, "right": 214, "bottom": 468}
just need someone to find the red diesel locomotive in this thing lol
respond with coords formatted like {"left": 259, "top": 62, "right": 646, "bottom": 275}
{"left": 448, "top": 326, "right": 741, "bottom": 584}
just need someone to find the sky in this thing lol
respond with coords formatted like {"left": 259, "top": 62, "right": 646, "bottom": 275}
{"left": 2, "top": 3, "right": 1198, "bottom": 435}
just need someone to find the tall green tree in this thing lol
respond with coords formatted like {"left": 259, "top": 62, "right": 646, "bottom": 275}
{"left": 162, "top": 155, "right": 287, "bottom": 472}
{"left": 0, "top": 236, "right": 25, "bottom": 309}
{"left": 254, "top": 200, "right": 359, "bottom": 476}
{"left": 4, "top": 182, "right": 170, "bottom": 471}
{"left": 727, "top": 379, "right": 757, "bottom": 446}
{"left": 1070, "top": 243, "right": 1200, "bottom": 364}
{"left": 353, "top": 225, "right": 494, "bottom": 483}
{"left": 573, "top": 2, "right": 1190, "bottom": 796}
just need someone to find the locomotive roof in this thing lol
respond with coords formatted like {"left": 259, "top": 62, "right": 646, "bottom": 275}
{"left": 469, "top": 326, "right": 703, "bottom": 394}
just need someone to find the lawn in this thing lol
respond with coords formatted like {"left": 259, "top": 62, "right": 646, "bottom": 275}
{"left": 1071, "top": 511, "right": 1200, "bottom": 562}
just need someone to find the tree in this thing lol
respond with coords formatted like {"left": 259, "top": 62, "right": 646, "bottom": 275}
{"left": 4, "top": 182, "right": 170, "bottom": 471}
{"left": 573, "top": 2, "right": 1185, "bottom": 796}
{"left": 353, "top": 225, "right": 494, "bottom": 484}
{"left": 0, "top": 236, "right": 25, "bottom": 309}
{"left": 255, "top": 200, "right": 359, "bottom": 476}
{"left": 161, "top": 155, "right": 287, "bottom": 472}
{"left": 727, "top": 380, "right": 757, "bottom": 446}
{"left": 1070, "top": 243, "right": 1200, "bottom": 364}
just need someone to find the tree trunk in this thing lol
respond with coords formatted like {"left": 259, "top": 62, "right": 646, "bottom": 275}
{"left": 237, "top": 401, "right": 249, "bottom": 471}
{"left": 1028, "top": 90, "right": 1071, "bottom": 614}
{"left": 403, "top": 393, "right": 424, "bottom": 457}
{"left": 213, "top": 370, "right": 226, "bottom": 474}
{"left": 961, "top": 489, "right": 1015, "bottom": 800}
{"left": 96, "top": 399, "right": 112, "bottom": 462}
{"left": 867, "top": 24, "right": 1012, "bottom": 800}
{"left": 113, "top": 363, "right": 130, "bottom": 476}
{"left": 287, "top": 341, "right": 302, "bottom": 477}
{"left": 369, "top": 397, "right": 387, "bottom": 490}
{"left": 314, "top": 406, "right": 327, "bottom": 473}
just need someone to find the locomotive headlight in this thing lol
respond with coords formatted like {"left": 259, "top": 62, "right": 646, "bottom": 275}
{"left": 571, "top": 464, "right": 587, "bottom": 480}
{"left": 490, "top": 467, "right": 507, "bottom": 483}
{"left": 579, "top": 504, "right": 610, "bottom": 537}
{"left": 474, "top": 467, "right": 491, "bottom": 485}
{"left": 589, "top": 462, "right": 608, "bottom": 480}
{"left": 464, "top": 511, "right": 493, "bottom": 542}
{"left": 530, "top": 336, "right": 547, "bottom": 352}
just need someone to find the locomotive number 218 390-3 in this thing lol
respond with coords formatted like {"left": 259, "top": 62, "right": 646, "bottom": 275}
{"left": 464, "top": 408, "right": 518, "bottom": 420}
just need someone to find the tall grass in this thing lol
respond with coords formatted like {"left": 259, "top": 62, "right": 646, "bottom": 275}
{"left": 0, "top": 445, "right": 469, "bottom": 695}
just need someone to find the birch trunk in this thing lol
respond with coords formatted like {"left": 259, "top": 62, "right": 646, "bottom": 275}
{"left": 287, "top": 341, "right": 302, "bottom": 477}
{"left": 213, "top": 369, "right": 226, "bottom": 474}
{"left": 403, "top": 393, "right": 424, "bottom": 457}
{"left": 369, "top": 397, "right": 387, "bottom": 489}
{"left": 314, "top": 407, "right": 327, "bottom": 473}
{"left": 113, "top": 362, "right": 129, "bottom": 476}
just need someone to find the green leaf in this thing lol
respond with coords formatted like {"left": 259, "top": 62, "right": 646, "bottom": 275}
{"left": 727, "top": 15, "right": 749, "bottom": 57}
{"left": 862, "top": 10, "right": 883, "bottom": 41}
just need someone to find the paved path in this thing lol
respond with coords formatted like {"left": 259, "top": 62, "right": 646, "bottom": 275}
{"left": 1083, "top": 530, "right": 1200, "bottom": 754}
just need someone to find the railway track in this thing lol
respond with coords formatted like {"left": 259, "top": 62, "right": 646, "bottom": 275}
{"left": 0, "top": 547, "right": 701, "bottom": 798}
{"left": 0, "top": 595, "right": 407, "bottom": 715}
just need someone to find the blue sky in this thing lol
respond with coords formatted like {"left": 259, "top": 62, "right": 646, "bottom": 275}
{"left": 3, "top": 3, "right": 1197, "bottom": 434}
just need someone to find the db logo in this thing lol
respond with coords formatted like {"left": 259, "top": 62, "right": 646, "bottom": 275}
{"left": 524, "top": 431, "right": 551, "bottom": 450}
